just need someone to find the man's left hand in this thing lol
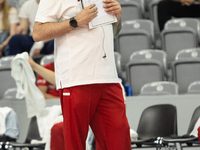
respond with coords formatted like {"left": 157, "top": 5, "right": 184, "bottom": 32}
{"left": 103, "top": 0, "right": 122, "bottom": 19}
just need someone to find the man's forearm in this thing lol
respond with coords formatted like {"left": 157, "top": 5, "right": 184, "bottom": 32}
{"left": 33, "top": 20, "right": 74, "bottom": 42}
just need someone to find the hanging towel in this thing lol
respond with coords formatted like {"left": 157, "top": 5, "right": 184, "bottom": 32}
{"left": 31, "top": 105, "right": 62, "bottom": 150}
{"left": 11, "top": 52, "right": 46, "bottom": 118}
{"left": 190, "top": 117, "right": 200, "bottom": 137}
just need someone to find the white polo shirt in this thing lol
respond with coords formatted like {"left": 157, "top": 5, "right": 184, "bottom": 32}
{"left": 35, "top": 0, "right": 119, "bottom": 89}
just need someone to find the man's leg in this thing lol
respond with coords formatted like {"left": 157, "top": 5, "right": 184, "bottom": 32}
{"left": 59, "top": 85, "right": 101, "bottom": 150}
{"left": 157, "top": 0, "right": 200, "bottom": 31}
{"left": 50, "top": 122, "right": 65, "bottom": 150}
{"left": 7, "top": 35, "right": 34, "bottom": 55}
{"left": 90, "top": 83, "right": 131, "bottom": 150}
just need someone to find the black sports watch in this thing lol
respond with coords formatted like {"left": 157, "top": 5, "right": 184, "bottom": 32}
{"left": 69, "top": 17, "right": 78, "bottom": 28}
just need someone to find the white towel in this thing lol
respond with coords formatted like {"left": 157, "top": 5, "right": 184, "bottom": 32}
{"left": 190, "top": 117, "right": 200, "bottom": 137}
{"left": 0, "top": 107, "right": 12, "bottom": 135}
{"left": 44, "top": 115, "right": 63, "bottom": 150}
{"left": 36, "top": 105, "right": 62, "bottom": 141}
{"left": 11, "top": 52, "right": 46, "bottom": 118}
{"left": 130, "top": 129, "right": 138, "bottom": 141}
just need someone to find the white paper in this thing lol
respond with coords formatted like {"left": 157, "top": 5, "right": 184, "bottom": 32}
{"left": 83, "top": 0, "right": 117, "bottom": 29}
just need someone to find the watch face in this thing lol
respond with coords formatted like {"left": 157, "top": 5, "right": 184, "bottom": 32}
{"left": 70, "top": 18, "right": 77, "bottom": 28}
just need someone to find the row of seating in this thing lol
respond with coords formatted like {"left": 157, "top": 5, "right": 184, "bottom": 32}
{"left": 140, "top": 81, "right": 200, "bottom": 96}
{"left": 115, "top": 48, "right": 200, "bottom": 94}
{"left": 1, "top": 48, "right": 200, "bottom": 99}
{"left": 115, "top": 18, "right": 200, "bottom": 68}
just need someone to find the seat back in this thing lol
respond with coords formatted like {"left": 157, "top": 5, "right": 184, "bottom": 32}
{"left": 175, "top": 48, "right": 200, "bottom": 60}
{"left": 172, "top": 59, "right": 200, "bottom": 93}
{"left": 40, "top": 54, "right": 54, "bottom": 66}
{"left": 120, "top": 1, "right": 142, "bottom": 23}
{"left": 3, "top": 88, "right": 24, "bottom": 100}
{"left": 164, "top": 18, "right": 200, "bottom": 43}
{"left": 126, "top": 59, "right": 163, "bottom": 95}
{"left": 161, "top": 27, "right": 198, "bottom": 65}
{"left": 137, "top": 104, "right": 177, "bottom": 139}
{"left": 115, "top": 29, "right": 152, "bottom": 70}
{"left": 0, "top": 66, "right": 16, "bottom": 98}
{"left": 130, "top": 49, "right": 167, "bottom": 71}
{"left": 187, "top": 81, "right": 200, "bottom": 94}
{"left": 149, "top": 0, "right": 161, "bottom": 35}
{"left": 140, "top": 81, "right": 179, "bottom": 95}
{"left": 25, "top": 116, "right": 42, "bottom": 143}
{"left": 122, "top": 19, "right": 155, "bottom": 43}
{"left": 131, "top": 0, "right": 145, "bottom": 16}
{"left": 0, "top": 56, "right": 15, "bottom": 68}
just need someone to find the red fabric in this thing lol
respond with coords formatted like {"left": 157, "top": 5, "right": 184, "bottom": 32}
{"left": 37, "top": 62, "right": 59, "bottom": 97}
{"left": 50, "top": 122, "right": 65, "bottom": 150}
{"left": 59, "top": 83, "right": 131, "bottom": 150}
{"left": 198, "top": 126, "right": 200, "bottom": 143}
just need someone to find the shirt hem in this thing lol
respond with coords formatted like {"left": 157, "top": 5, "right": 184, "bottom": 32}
{"left": 57, "top": 79, "right": 120, "bottom": 90}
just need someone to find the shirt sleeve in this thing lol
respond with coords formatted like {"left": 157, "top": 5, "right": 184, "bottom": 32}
{"left": 35, "top": 0, "right": 63, "bottom": 23}
{"left": 9, "top": 7, "right": 19, "bottom": 24}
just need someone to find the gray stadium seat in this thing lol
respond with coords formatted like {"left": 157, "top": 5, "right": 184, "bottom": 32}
{"left": 172, "top": 51, "right": 200, "bottom": 94}
{"left": 130, "top": 49, "right": 168, "bottom": 79}
{"left": 122, "top": 19, "right": 155, "bottom": 44}
{"left": 3, "top": 88, "right": 24, "bottom": 100}
{"left": 175, "top": 48, "right": 200, "bottom": 60}
{"left": 161, "top": 27, "right": 198, "bottom": 66}
{"left": 149, "top": 0, "right": 161, "bottom": 35}
{"left": 187, "top": 81, "right": 200, "bottom": 94}
{"left": 115, "top": 21, "right": 153, "bottom": 70}
{"left": 164, "top": 18, "right": 200, "bottom": 44}
{"left": 126, "top": 57, "right": 164, "bottom": 95}
{"left": 140, "top": 81, "right": 179, "bottom": 95}
{"left": 120, "top": 1, "right": 143, "bottom": 23}
{"left": 0, "top": 66, "right": 16, "bottom": 99}
{"left": 131, "top": 0, "right": 145, "bottom": 17}
{"left": 0, "top": 56, "right": 15, "bottom": 68}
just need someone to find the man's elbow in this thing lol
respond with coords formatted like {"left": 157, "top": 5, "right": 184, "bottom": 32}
{"left": 32, "top": 27, "right": 43, "bottom": 42}
{"left": 32, "top": 22, "right": 43, "bottom": 42}
{"left": 32, "top": 31, "right": 40, "bottom": 42}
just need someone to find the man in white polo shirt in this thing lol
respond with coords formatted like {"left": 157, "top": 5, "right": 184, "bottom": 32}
{"left": 32, "top": 0, "right": 131, "bottom": 149}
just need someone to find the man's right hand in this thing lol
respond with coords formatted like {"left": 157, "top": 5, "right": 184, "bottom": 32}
{"left": 75, "top": 4, "right": 98, "bottom": 26}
